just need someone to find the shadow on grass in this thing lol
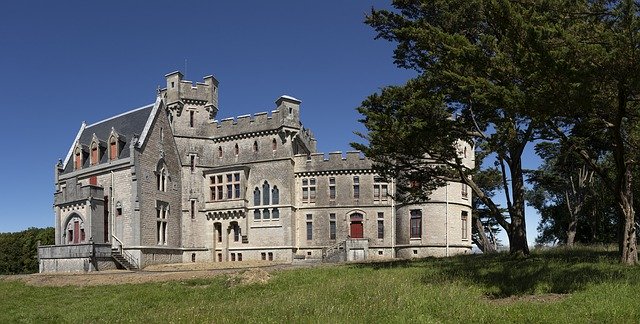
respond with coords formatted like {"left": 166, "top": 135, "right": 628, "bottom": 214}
{"left": 353, "top": 248, "right": 636, "bottom": 298}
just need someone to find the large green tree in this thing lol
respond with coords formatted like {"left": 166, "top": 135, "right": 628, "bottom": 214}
{"left": 355, "top": 0, "right": 569, "bottom": 255}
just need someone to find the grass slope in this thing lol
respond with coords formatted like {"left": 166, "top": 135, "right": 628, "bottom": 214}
{"left": 1, "top": 247, "right": 638, "bottom": 323}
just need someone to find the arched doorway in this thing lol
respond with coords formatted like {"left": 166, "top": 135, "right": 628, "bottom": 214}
{"left": 64, "top": 214, "right": 85, "bottom": 244}
{"left": 350, "top": 213, "right": 364, "bottom": 239}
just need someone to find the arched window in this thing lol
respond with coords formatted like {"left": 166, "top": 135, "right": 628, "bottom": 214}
{"left": 235, "top": 143, "right": 239, "bottom": 156}
{"left": 253, "top": 141, "right": 258, "bottom": 153}
{"left": 74, "top": 148, "right": 83, "bottom": 170}
{"left": 263, "top": 208, "right": 270, "bottom": 220}
{"left": 254, "top": 209, "right": 261, "bottom": 220}
{"left": 156, "top": 161, "right": 167, "bottom": 192}
{"left": 253, "top": 187, "right": 260, "bottom": 206}
{"left": 218, "top": 146, "right": 223, "bottom": 158}
{"left": 272, "top": 208, "right": 279, "bottom": 219}
{"left": 262, "top": 181, "right": 270, "bottom": 205}
{"left": 272, "top": 138, "right": 277, "bottom": 151}
{"left": 272, "top": 186, "right": 279, "bottom": 205}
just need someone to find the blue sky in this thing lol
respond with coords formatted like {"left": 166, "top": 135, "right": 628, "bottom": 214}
{"left": 0, "top": 1, "right": 540, "bottom": 245}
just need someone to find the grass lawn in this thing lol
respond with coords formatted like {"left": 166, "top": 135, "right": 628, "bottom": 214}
{"left": 1, "top": 247, "right": 638, "bottom": 323}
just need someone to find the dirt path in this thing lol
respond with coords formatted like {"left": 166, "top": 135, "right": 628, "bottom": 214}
{"left": 0, "top": 261, "right": 325, "bottom": 287}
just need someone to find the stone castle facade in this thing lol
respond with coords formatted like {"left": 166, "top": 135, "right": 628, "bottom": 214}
{"left": 39, "top": 71, "right": 474, "bottom": 272}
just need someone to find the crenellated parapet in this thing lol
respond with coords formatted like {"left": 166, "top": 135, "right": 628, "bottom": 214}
{"left": 293, "top": 151, "right": 372, "bottom": 175}
{"left": 160, "top": 71, "right": 219, "bottom": 120}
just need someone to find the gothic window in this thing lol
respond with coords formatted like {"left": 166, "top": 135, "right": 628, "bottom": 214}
{"left": 272, "top": 208, "right": 279, "bottom": 219}
{"left": 109, "top": 137, "right": 118, "bottom": 160}
{"left": 156, "top": 164, "right": 167, "bottom": 192}
{"left": 263, "top": 208, "right": 270, "bottom": 220}
{"left": 90, "top": 142, "right": 99, "bottom": 166}
{"left": 253, "top": 187, "right": 261, "bottom": 206}
{"left": 272, "top": 186, "right": 279, "bottom": 205}
{"left": 74, "top": 148, "right": 83, "bottom": 170}
{"left": 254, "top": 209, "right": 261, "bottom": 220}
{"left": 262, "top": 181, "right": 270, "bottom": 205}
{"left": 410, "top": 209, "right": 422, "bottom": 239}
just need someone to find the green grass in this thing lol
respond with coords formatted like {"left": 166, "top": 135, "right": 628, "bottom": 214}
{"left": 1, "top": 247, "right": 639, "bottom": 323}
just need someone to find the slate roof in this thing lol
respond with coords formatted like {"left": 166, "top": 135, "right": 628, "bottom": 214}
{"left": 62, "top": 104, "right": 154, "bottom": 174}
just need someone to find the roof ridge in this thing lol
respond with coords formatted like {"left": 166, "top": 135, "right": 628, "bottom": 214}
{"left": 86, "top": 103, "right": 154, "bottom": 128}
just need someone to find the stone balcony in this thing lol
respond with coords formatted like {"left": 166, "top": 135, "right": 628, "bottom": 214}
{"left": 54, "top": 184, "right": 104, "bottom": 206}
{"left": 204, "top": 198, "right": 247, "bottom": 221}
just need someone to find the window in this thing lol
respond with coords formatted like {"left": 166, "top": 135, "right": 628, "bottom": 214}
{"left": 190, "top": 200, "right": 196, "bottom": 219}
{"left": 461, "top": 183, "right": 469, "bottom": 199}
{"left": 157, "top": 166, "right": 167, "bottom": 192}
{"left": 254, "top": 187, "right": 260, "bottom": 205}
{"left": 209, "top": 172, "right": 241, "bottom": 201}
{"left": 189, "top": 110, "right": 194, "bottom": 127}
{"left": 272, "top": 208, "right": 279, "bottom": 219}
{"left": 306, "top": 214, "right": 313, "bottom": 240}
{"left": 410, "top": 210, "right": 422, "bottom": 239}
{"left": 215, "top": 223, "right": 222, "bottom": 242}
{"left": 218, "top": 253, "right": 222, "bottom": 262}
{"left": 218, "top": 146, "right": 223, "bottom": 158}
{"left": 263, "top": 181, "right": 270, "bottom": 205}
{"left": 464, "top": 146, "right": 467, "bottom": 158}
{"left": 233, "top": 223, "right": 240, "bottom": 242}
{"left": 74, "top": 151, "right": 82, "bottom": 170}
{"left": 191, "top": 253, "right": 196, "bottom": 262}
{"left": 261, "top": 252, "right": 266, "bottom": 260}
{"left": 461, "top": 211, "right": 468, "bottom": 240}
{"left": 268, "top": 252, "right": 273, "bottom": 261}
{"left": 272, "top": 186, "right": 279, "bottom": 204}
{"left": 253, "top": 141, "right": 258, "bottom": 153}
{"left": 374, "top": 178, "right": 388, "bottom": 202}
{"left": 353, "top": 176, "right": 360, "bottom": 199}
{"left": 238, "top": 253, "right": 243, "bottom": 261}
{"left": 254, "top": 209, "right": 261, "bottom": 220}
{"left": 378, "top": 220, "right": 384, "bottom": 239}
{"left": 272, "top": 138, "right": 277, "bottom": 151}
{"left": 116, "top": 207, "right": 122, "bottom": 217}
{"left": 156, "top": 201, "right": 169, "bottom": 245}
{"left": 190, "top": 155, "right": 195, "bottom": 173}
{"left": 263, "top": 208, "right": 270, "bottom": 220}
{"left": 302, "top": 178, "right": 316, "bottom": 203}
{"left": 329, "top": 213, "right": 336, "bottom": 240}
{"left": 329, "top": 177, "right": 336, "bottom": 200}
{"left": 235, "top": 143, "right": 239, "bottom": 156}
{"left": 90, "top": 143, "right": 99, "bottom": 166}
{"left": 109, "top": 138, "right": 118, "bottom": 160}
{"left": 231, "top": 253, "right": 236, "bottom": 261}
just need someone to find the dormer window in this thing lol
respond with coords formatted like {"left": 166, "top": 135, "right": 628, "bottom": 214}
{"left": 90, "top": 143, "right": 99, "bottom": 166}
{"left": 74, "top": 151, "right": 82, "bottom": 170}
{"left": 109, "top": 138, "right": 118, "bottom": 160}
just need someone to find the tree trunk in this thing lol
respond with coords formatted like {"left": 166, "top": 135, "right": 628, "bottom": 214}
{"left": 508, "top": 212, "right": 530, "bottom": 256}
{"left": 566, "top": 219, "right": 577, "bottom": 247}
{"left": 472, "top": 216, "right": 496, "bottom": 253}
{"left": 617, "top": 174, "right": 637, "bottom": 265}
{"left": 507, "top": 153, "right": 530, "bottom": 256}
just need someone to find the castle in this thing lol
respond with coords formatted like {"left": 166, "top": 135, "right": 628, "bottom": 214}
{"left": 38, "top": 72, "right": 474, "bottom": 272}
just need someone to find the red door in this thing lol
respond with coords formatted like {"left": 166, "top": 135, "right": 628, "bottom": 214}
{"left": 350, "top": 221, "right": 363, "bottom": 238}
{"left": 73, "top": 221, "right": 80, "bottom": 243}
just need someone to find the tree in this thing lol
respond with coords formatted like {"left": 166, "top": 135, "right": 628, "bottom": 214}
{"left": 543, "top": 0, "right": 640, "bottom": 264}
{"left": 355, "top": 0, "right": 569, "bottom": 255}
{"left": 0, "top": 227, "right": 54, "bottom": 274}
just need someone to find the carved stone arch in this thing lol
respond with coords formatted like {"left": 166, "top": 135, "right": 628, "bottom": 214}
{"left": 346, "top": 209, "right": 366, "bottom": 239}
{"left": 63, "top": 213, "right": 86, "bottom": 244}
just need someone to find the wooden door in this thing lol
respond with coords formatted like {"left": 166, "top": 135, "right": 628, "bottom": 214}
{"left": 73, "top": 221, "right": 80, "bottom": 243}
{"left": 350, "top": 221, "right": 363, "bottom": 239}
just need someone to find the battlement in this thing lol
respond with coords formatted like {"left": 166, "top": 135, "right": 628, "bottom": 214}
{"left": 293, "top": 151, "right": 371, "bottom": 173}
{"left": 160, "top": 71, "right": 219, "bottom": 116}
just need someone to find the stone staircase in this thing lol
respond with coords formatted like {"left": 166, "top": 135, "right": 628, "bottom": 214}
{"left": 322, "top": 240, "right": 347, "bottom": 263}
{"left": 111, "top": 248, "right": 138, "bottom": 271}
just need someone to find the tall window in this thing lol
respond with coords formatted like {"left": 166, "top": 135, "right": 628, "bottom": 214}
{"left": 374, "top": 178, "right": 388, "bottom": 202}
{"left": 232, "top": 222, "right": 240, "bottom": 242}
{"left": 272, "top": 186, "right": 279, "bottom": 204}
{"left": 74, "top": 151, "right": 82, "bottom": 170}
{"left": 215, "top": 223, "right": 222, "bottom": 242}
{"left": 306, "top": 214, "right": 313, "bottom": 240}
{"left": 157, "top": 166, "right": 167, "bottom": 192}
{"left": 272, "top": 138, "right": 277, "bottom": 151}
{"left": 254, "top": 209, "right": 261, "bottom": 220}
{"left": 253, "top": 141, "right": 259, "bottom": 153}
{"left": 209, "top": 173, "right": 240, "bottom": 201}
{"left": 218, "top": 146, "right": 223, "bottom": 158}
{"left": 410, "top": 210, "right": 422, "bottom": 239}
{"left": 353, "top": 176, "right": 360, "bottom": 199}
{"left": 90, "top": 143, "right": 99, "bottom": 166}
{"left": 329, "top": 213, "right": 336, "bottom": 240}
{"left": 262, "top": 181, "right": 270, "bottom": 205}
{"left": 302, "top": 178, "right": 316, "bottom": 203}
{"left": 190, "top": 155, "right": 195, "bottom": 173}
{"left": 461, "top": 183, "right": 468, "bottom": 199}
{"left": 263, "top": 208, "right": 270, "bottom": 220}
{"left": 156, "top": 202, "right": 169, "bottom": 245}
{"left": 377, "top": 212, "right": 384, "bottom": 239}
{"left": 234, "top": 143, "right": 239, "bottom": 156}
{"left": 461, "top": 211, "right": 468, "bottom": 240}
{"left": 329, "top": 177, "right": 336, "bottom": 200}
{"left": 253, "top": 187, "right": 260, "bottom": 205}
{"left": 190, "top": 200, "right": 196, "bottom": 219}
{"left": 272, "top": 208, "right": 279, "bottom": 219}
{"left": 109, "top": 138, "right": 117, "bottom": 160}
{"left": 189, "top": 110, "right": 195, "bottom": 127}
